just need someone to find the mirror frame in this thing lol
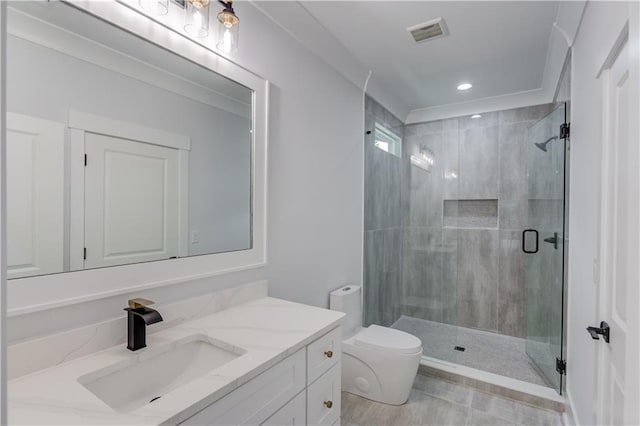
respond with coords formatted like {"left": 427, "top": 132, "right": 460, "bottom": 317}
{"left": 6, "top": 0, "right": 269, "bottom": 316}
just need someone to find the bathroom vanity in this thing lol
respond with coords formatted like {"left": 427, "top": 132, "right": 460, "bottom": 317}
{"left": 8, "top": 293, "right": 344, "bottom": 425}
{"left": 5, "top": 2, "right": 341, "bottom": 424}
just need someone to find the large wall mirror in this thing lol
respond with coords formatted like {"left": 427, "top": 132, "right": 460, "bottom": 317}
{"left": 7, "top": 1, "right": 255, "bottom": 279}
{"left": 5, "top": 1, "right": 268, "bottom": 314}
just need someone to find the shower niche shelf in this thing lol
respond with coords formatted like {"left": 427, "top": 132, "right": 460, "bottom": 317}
{"left": 443, "top": 199, "right": 498, "bottom": 229}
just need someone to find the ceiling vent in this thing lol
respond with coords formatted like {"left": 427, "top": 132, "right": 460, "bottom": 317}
{"left": 407, "top": 18, "right": 448, "bottom": 43}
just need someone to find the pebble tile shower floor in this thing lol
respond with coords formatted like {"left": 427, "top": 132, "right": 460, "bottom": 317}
{"left": 341, "top": 374, "right": 562, "bottom": 426}
{"left": 392, "top": 316, "right": 551, "bottom": 387}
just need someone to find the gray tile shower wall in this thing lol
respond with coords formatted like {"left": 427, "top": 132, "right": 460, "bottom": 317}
{"left": 364, "top": 95, "right": 404, "bottom": 327}
{"left": 363, "top": 98, "right": 554, "bottom": 338}
{"left": 498, "top": 230, "right": 526, "bottom": 337}
{"left": 499, "top": 122, "right": 530, "bottom": 230}
{"left": 364, "top": 131, "right": 402, "bottom": 230}
{"left": 402, "top": 227, "right": 455, "bottom": 324}
{"left": 456, "top": 229, "right": 500, "bottom": 331}
{"left": 458, "top": 124, "right": 500, "bottom": 199}
{"left": 406, "top": 134, "right": 444, "bottom": 228}
{"left": 401, "top": 116, "right": 457, "bottom": 327}
{"left": 401, "top": 104, "right": 554, "bottom": 338}
{"left": 365, "top": 228, "right": 403, "bottom": 327}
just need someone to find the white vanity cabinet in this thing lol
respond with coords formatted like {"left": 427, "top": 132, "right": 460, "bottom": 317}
{"left": 262, "top": 391, "right": 306, "bottom": 425}
{"left": 306, "top": 364, "right": 341, "bottom": 425}
{"left": 180, "top": 326, "right": 342, "bottom": 426}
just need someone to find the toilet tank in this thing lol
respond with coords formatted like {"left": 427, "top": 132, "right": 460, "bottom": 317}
{"left": 330, "top": 285, "right": 362, "bottom": 337}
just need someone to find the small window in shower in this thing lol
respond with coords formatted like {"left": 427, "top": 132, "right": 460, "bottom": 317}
{"left": 373, "top": 122, "right": 402, "bottom": 158}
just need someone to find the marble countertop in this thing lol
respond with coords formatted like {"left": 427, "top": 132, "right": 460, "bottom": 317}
{"left": 9, "top": 297, "right": 344, "bottom": 425}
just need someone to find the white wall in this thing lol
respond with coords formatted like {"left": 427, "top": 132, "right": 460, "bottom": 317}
{"left": 5, "top": 2, "right": 364, "bottom": 342}
{"left": 251, "top": 1, "right": 410, "bottom": 121}
{"left": 233, "top": 3, "right": 364, "bottom": 308}
{"left": 567, "top": 2, "right": 629, "bottom": 424}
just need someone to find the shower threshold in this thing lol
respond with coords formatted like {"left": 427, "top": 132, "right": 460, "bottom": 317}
{"left": 419, "top": 355, "right": 565, "bottom": 412}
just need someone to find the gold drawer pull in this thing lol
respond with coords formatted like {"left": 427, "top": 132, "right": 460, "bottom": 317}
{"left": 324, "top": 350, "right": 333, "bottom": 358}
{"left": 324, "top": 400, "right": 333, "bottom": 409}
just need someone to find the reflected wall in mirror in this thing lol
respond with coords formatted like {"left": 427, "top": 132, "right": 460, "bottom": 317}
{"left": 6, "top": 1, "right": 253, "bottom": 279}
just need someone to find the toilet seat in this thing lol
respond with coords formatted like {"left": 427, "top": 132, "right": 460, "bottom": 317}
{"left": 352, "top": 325, "right": 422, "bottom": 354}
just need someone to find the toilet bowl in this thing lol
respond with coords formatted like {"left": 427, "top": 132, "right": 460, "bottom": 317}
{"left": 330, "top": 286, "right": 422, "bottom": 405}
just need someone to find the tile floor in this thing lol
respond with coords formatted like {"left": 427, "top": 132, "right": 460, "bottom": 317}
{"left": 341, "top": 374, "right": 563, "bottom": 426}
{"left": 392, "top": 316, "right": 553, "bottom": 387}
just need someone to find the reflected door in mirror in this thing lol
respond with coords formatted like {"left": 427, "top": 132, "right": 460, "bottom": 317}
{"left": 84, "top": 133, "right": 182, "bottom": 269}
{"left": 7, "top": 113, "right": 64, "bottom": 279}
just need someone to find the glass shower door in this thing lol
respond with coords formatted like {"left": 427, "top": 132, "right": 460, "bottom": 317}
{"left": 524, "top": 104, "right": 567, "bottom": 392}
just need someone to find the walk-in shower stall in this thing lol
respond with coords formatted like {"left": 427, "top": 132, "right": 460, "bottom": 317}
{"left": 363, "top": 96, "right": 569, "bottom": 393}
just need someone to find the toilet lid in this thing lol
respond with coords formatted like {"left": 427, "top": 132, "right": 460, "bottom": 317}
{"left": 354, "top": 325, "right": 422, "bottom": 354}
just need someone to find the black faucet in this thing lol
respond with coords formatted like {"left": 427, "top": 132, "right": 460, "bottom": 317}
{"left": 124, "top": 298, "right": 163, "bottom": 351}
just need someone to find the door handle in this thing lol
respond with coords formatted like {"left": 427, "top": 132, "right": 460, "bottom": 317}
{"left": 587, "top": 321, "right": 610, "bottom": 343}
{"left": 522, "top": 229, "right": 539, "bottom": 254}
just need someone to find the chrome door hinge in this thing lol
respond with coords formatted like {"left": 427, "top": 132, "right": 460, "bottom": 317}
{"left": 560, "top": 123, "right": 570, "bottom": 139}
{"left": 556, "top": 358, "right": 566, "bottom": 375}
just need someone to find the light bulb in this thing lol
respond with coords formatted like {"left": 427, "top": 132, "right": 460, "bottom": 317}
{"left": 222, "top": 28, "right": 233, "bottom": 53}
{"left": 216, "top": 5, "right": 239, "bottom": 53}
{"left": 194, "top": 10, "right": 203, "bottom": 31}
{"left": 185, "top": 0, "right": 210, "bottom": 38}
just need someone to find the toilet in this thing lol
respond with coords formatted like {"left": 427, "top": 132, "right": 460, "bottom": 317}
{"left": 330, "top": 285, "right": 422, "bottom": 405}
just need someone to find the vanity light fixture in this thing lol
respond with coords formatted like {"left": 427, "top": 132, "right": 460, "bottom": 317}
{"left": 139, "top": 0, "right": 169, "bottom": 15}
{"left": 457, "top": 82, "right": 472, "bottom": 91}
{"left": 185, "top": 0, "right": 211, "bottom": 38}
{"left": 216, "top": 0, "right": 239, "bottom": 53}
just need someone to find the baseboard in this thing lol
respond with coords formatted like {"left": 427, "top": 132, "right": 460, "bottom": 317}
{"left": 563, "top": 390, "right": 578, "bottom": 425}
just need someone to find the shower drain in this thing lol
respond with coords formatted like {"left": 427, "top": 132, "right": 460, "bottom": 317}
{"left": 454, "top": 346, "right": 466, "bottom": 352}
{"left": 149, "top": 396, "right": 162, "bottom": 403}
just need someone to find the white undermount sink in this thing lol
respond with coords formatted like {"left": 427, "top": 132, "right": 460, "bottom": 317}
{"left": 78, "top": 334, "right": 245, "bottom": 413}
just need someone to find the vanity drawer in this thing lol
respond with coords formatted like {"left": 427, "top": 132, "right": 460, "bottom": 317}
{"left": 261, "top": 390, "right": 306, "bottom": 425}
{"left": 306, "top": 363, "right": 341, "bottom": 425}
{"left": 307, "top": 327, "right": 341, "bottom": 384}
{"left": 181, "top": 349, "right": 306, "bottom": 425}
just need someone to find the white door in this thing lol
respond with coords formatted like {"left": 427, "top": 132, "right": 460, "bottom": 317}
{"left": 597, "top": 42, "right": 639, "bottom": 425}
{"left": 6, "top": 113, "right": 64, "bottom": 278}
{"left": 84, "top": 132, "right": 180, "bottom": 269}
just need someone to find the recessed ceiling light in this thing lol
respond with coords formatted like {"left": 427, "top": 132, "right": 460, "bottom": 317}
{"left": 457, "top": 83, "right": 473, "bottom": 91}
{"left": 471, "top": 114, "right": 482, "bottom": 119}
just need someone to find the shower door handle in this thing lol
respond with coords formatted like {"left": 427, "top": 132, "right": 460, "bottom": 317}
{"left": 543, "top": 232, "right": 560, "bottom": 250}
{"left": 522, "top": 229, "right": 539, "bottom": 254}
